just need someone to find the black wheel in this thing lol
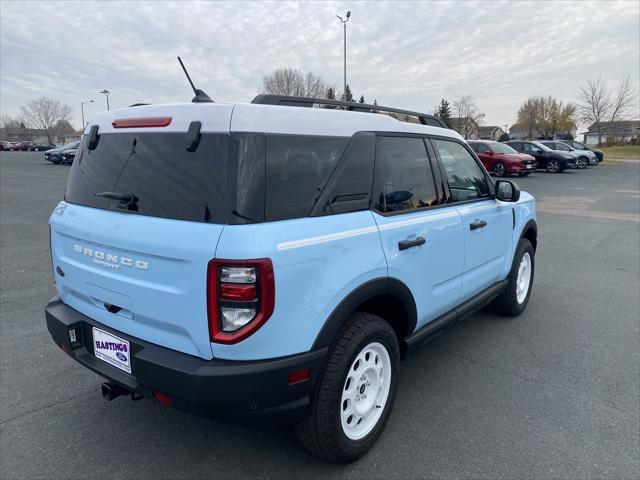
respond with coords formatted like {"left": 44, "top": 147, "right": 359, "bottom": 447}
{"left": 493, "top": 162, "right": 506, "bottom": 177}
{"left": 576, "top": 157, "right": 588, "bottom": 169}
{"left": 546, "top": 160, "right": 560, "bottom": 173}
{"left": 493, "top": 239, "right": 534, "bottom": 316}
{"left": 518, "top": 172, "right": 530, "bottom": 177}
{"left": 295, "top": 312, "right": 400, "bottom": 463}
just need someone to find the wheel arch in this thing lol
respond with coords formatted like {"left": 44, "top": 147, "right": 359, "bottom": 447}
{"left": 519, "top": 219, "right": 538, "bottom": 252}
{"left": 311, "top": 277, "right": 417, "bottom": 357}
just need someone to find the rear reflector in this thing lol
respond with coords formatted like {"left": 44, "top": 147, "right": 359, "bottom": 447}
{"left": 112, "top": 117, "right": 172, "bottom": 129}
{"left": 288, "top": 368, "right": 310, "bottom": 385}
{"left": 220, "top": 283, "right": 257, "bottom": 302}
{"left": 152, "top": 391, "right": 174, "bottom": 407}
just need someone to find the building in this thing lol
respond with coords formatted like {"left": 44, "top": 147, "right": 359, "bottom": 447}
{"left": 450, "top": 117, "right": 480, "bottom": 139}
{"left": 581, "top": 120, "right": 640, "bottom": 145}
{"left": 477, "top": 126, "right": 505, "bottom": 141}
{"left": 508, "top": 123, "right": 577, "bottom": 141}
{"left": 1, "top": 127, "right": 81, "bottom": 145}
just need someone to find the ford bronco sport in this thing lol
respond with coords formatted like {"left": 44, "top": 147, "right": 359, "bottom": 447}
{"left": 46, "top": 94, "right": 537, "bottom": 463}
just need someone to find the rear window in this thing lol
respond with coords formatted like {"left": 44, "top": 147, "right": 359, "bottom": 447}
{"left": 65, "top": 133, "right": 228, "bottom": 223}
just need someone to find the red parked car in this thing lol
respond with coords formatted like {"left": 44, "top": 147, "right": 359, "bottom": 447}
{"left": 468, "top": 140, "right": 537, "bottom": 177}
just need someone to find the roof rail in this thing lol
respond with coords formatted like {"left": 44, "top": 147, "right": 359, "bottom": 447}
{"left": 251, "top": 94, "right": 447, "bottom": 129}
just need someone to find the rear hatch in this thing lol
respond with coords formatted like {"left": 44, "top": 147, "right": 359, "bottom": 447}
{"left": 50, "top": 104, "right": 233, "bottom": 359}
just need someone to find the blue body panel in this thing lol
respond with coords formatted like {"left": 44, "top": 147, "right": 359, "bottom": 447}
{"left": 49, "top": 202, "right": 223, "bottom": 360}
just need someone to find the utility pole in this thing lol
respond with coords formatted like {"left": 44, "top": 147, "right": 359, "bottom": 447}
{"left": 336, "top": 11, "right": 351, "bottom": 103}
{"left": 81, "top": 100, "right": 94, "bottom": 129}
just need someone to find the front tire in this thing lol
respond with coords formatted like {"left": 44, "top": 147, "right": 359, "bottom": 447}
{"left": 296, "top": 312, "right": 400, "bottom": 463}
{"left": 546, "top": 160, "right": 560, "bottom": 173}
{"left": 493, "top": 239, "right": 535, "bottom": 316}
{"left": 493, "top": 162, "right": 506, "bottom": 177}
{"left": 576, "top": 156, "right": 588, "bottom": 169}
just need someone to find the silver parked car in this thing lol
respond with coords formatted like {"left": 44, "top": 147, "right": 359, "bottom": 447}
{"left": 539, "top": 141, "right": 596, "bottom": 169}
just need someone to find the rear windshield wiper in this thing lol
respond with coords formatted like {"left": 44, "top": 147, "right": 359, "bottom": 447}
{"left": 95, "top": 191, "right": 139, "bottom": 211}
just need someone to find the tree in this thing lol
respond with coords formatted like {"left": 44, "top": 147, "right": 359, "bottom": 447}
{"left": 358, "top": 95, "right": 365, "bottom": 104}
{"left": 452, "top": 95, "right": 484, "bottom": 139}
{"left": 517, "top": 96, "right": 576, "bottom": 139}
{"left": 341, "top": 84, "right": 354, "bottom": 102}
{"left": 577, "top": 76, "right": 636, "bottom": 145}
{"left": 434, "top": 99, "right": 452, "bottom": 128}
{"left": 577, "top": 77, "right": 610, "bottom": 145}
{"left": 498, "top": 132, "right": 510, "bottom": 142}
{"left": 260, "top": 67, "right": 332, "bottom": 98}
{"left": 20, "top": 97, "right": 72, "bottom": 144}
{"left": 326, "top": 87, "right": 336, "bottom": 100}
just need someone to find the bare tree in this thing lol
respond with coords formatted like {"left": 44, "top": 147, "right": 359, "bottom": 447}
{"left": 452, "top": 95, "right": 484, "bottom": 139}
{"left": 608, "top": 76, "right": 637, "bottom": 124}
{"left": 21, "top": 97, "right": 72, "bottom": 144}
{"left": 577, "top": 77, "right": 611, "bottom": 145}
{"left": 260, "top": 68, "right": 333, "bottom": 98}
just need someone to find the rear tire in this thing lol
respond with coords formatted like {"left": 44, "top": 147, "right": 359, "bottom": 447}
{"left": 295, "top": 312, "right": 400, "bottom": 463}
{"left": 493, "top": 239, "right": 535, "bottom": 316}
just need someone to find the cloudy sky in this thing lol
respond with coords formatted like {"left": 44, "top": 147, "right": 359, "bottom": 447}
{"left": 1, "top": 0, "right": 638, "bottom": 132}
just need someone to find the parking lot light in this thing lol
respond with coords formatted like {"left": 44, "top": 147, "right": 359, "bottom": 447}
{"left": 99, "top": 90, "right": 110, "bottom": 110}
{"left": 81, "top": 100, "right": 94, "bottom": 129}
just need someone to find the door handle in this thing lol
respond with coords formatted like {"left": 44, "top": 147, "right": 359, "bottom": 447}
{"left": 398, "top": 236, "right": 426, "bottom": 251}
{"left": 470, "top": 220, "right": 487, "bottom": 230}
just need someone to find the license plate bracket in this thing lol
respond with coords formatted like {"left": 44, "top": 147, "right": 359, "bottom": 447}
{"left": 92, "top": 327, "right": 132, "bottom": 374}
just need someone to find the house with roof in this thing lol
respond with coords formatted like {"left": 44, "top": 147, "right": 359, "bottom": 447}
{"left": 477, "top": 126, "right": 505, "bottom": 141}
{"left": 581, "top": 120, "right": 640, "bottom": 145}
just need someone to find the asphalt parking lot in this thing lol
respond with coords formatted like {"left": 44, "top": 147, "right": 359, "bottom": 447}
{"left": 1, "top": 152, "right": 639, "bottom": 479}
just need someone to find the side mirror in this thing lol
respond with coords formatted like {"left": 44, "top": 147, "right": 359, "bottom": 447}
{"left": 495, "top": 180, "right": 520, "bottom": 202}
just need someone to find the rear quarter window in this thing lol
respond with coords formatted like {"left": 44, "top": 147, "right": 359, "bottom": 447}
{"left": 265, "top": 135, "right": 349, "bottom": 221}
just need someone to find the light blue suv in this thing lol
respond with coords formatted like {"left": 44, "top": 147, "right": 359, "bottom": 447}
{"left": 46, "top": 95, "right": 537, "bottom": 463}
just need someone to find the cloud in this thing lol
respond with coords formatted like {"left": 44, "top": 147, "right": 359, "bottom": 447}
{"left": 1, "top": 0, "right": 638, "bottom": 130}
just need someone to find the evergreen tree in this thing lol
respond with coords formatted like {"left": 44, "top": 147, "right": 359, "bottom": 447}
{"left": 326, "top": 87, "right": 336, "bottom": 100}
{"left": 358, "top": 95, "right": 365, "bottom": 104}
{"left": 435, "top": 99, "right": 453, "bottom": 128}
{"left": 498, "top": 133, "right": 510, "bottom": 142}
{"left": 341, "top": 84, "right": 354, "bottom": 102}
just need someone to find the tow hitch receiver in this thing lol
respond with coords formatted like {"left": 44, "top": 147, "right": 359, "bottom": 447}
{"left": 101, "top": 382, "right": 129, "bottom": 401}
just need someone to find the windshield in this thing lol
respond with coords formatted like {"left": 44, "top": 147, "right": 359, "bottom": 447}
{"left": 62, "top": 141, "right": 80, "bottom": 150}
{"left": 531, "top": 141, "right": 551, "bottom": 152}
{"left": 490, "top": 143, "right": 517, "bottom": 154}
{"left": 554, "top": 143, "right": 572, "bottom": 151}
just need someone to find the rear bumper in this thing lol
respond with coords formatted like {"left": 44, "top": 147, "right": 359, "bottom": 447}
{"left": 45, "top": 297, "right": 327, "bottom": 424}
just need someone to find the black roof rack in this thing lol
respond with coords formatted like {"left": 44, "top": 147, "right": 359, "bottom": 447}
{"left": 251, "top": 94, "right": 447, "bottom": 129}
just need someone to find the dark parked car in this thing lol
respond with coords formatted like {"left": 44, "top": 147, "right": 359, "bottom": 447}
{"left": 505, "top": 140, "right": 575, "bottom": 173}
{"left": 60, "top": 147, "right": 79, "bottom": 164}
{"left": 45, "top": 141, "right": 81, "bottom": 164}
{"left": 540, "top": 140, "right": 595, "bottom": 169}
{"left": 468, "top": 140, "right": 537, "bottom": 177}
{"left": 30, "top": 143, "right": 56, "bottom": 152}
{"left": 13, "top": 141, "right": 34, "bottom": 151}
{"left": 559, "top": 140, "right": 603, "bottom": 164}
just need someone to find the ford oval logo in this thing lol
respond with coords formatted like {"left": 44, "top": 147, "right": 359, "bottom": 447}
{"left": 116, "top": 352, "right": 127, "bottom": 362}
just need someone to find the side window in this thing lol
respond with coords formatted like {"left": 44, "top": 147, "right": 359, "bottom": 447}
{"left": 432, "top": 139, "right": 491, "bottom": 203}
{"left": 556, "top": 143, "right": 570, "bottom": 151}
{"left": 523, "top": 143, "right": 536, "bottom": 154}
{"left": 374, "top": 136, "right": 438, "bottom": 213}
{"left": 477, "top": 143, "right": 490, "bottom": 153}
{"left": 469, "top": 143, "right": 479, "bottom": 152}
{"left": 265, "top": 135, "right": 349, "bottom": 221}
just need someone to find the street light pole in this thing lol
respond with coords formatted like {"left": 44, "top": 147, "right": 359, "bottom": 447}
{"left": 81, "top": 100, "right": 94, "bottom": 129}
{"left": 99, "top": 90, "right": 110, "bottom": 110}
{"left": 336, "top": 11, "right": 351, "bottom": 102}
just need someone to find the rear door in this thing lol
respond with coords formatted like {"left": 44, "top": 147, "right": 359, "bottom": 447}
{"left": 50, "top": 109, "right": 232, "bottom": 360}
{"left": 431, "top": 138, "right": 513, "bottom": 300}
{"left": 372, "top": 135, "right": 465, "bottom": 329}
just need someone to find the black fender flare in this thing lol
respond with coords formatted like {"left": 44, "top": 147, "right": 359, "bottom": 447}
{"left": 311, "top": 277, "right": 417, "bottom": 349}
{"left": 518, "top": 218, "right": 538, "bottom": 251}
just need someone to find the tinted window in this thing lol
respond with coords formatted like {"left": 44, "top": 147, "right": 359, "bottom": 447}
{"left": 66, "top": 133, "right": 228, "bottom": 223}
{"left": 265, "top": 135, "right": 348, "bottom": 221}
{"left": 469, "top": 143, "right": 479, "bottom": 152}
{"left": 477, "top": 143, "right": 490, "bottom": 153}
{"left": 374, "top": 136, "right": 438, "bottom": 213}
{"left": 555, "top": 143, "right": 571, "bottom": 151}
{"left": 432, "top": 139, "right": 491, "bottom": 202}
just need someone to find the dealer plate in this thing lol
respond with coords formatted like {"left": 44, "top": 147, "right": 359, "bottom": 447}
{"left": 92, "top": 327, "right": 131, "bottom": 374}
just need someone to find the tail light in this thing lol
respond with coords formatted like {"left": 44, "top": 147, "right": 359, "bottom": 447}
{"left": 207, "top": 259, "right": 275, "bottom": 344}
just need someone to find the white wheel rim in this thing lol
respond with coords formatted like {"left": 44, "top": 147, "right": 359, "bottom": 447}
{"left": 340, "top": 342, "right": 392, "bottom": 441}
{"left": 516, "top": 252, "right": 532, "bottom": 304}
